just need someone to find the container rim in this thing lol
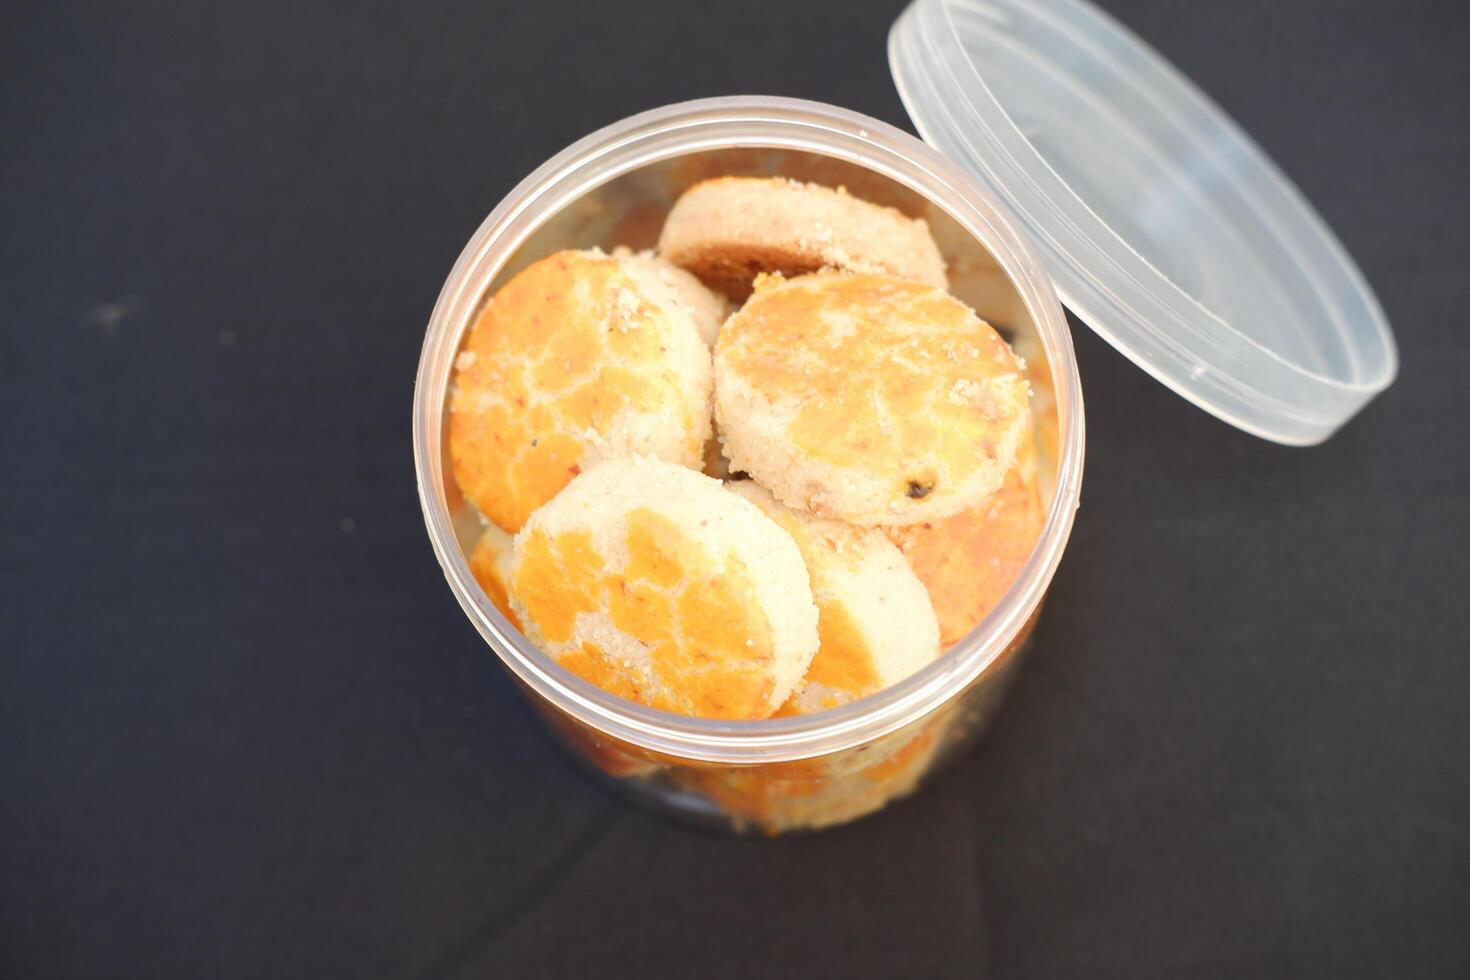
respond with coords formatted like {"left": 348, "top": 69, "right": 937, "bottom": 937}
{"left": 412, "top": 96, "right": 1085, "bottom": 763}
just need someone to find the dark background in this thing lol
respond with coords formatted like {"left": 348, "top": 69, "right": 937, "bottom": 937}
{"left": 2, "top": 0, "right": 1466, "bottom": 977}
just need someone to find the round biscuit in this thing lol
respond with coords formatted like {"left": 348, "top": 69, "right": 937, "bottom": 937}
{"left": 715, "top": 272, "right": 1031, "bottom": 526}
{"left": 449, "top": 249, "right": 719, "bottom": 533}
{"left": 728, "top": 481, "right": 939, "bottom": 715}
{"left": 885, "top": 437, "right": 1045, "bottom": 648}
{"left": 658, "top": 176, "right": 947, "bottom": 300}
{"left": 507, "top": 457, "right": 820, "bottom": 720}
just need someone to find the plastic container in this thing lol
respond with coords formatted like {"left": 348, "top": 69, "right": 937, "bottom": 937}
{"left": 414, "top": 98, "right": 1083, "bottom": 833}
{"left": 414, "top": 0, "right": 1395, "bottom": 833}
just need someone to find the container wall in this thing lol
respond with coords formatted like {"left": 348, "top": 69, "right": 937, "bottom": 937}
{"left": 544, "top": 609, "right": 1040, "bottom": 835}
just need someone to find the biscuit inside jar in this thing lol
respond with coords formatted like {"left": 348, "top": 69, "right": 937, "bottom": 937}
{"left": 657, "top": 175, "right": 949, "bottom": 300}
{"left": 448, "top": 248, "right": 722, "bottom": 534}
{"left": 506, "top": 458, "right": 821, "bottom": 721}
{"left": 713, "top": 272, "right": 1030, "bottom": 526}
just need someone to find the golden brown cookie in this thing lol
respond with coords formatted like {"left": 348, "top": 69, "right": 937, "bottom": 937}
{"left": 449, "top": 249, "right": 721, "bottom": 533}
{"left": 658, "top": 177, "right": 947, "bottom": 300}
{"left": 885, "top": 437, "right": 1045, "bottom": 648}
{"left": 715, "top": 272, "right": 1030, "bottom": 526}
{"left": 728, "top": 482, "right": 939, "bottom": 715}
{"left": 507, "top": 458, "right": 819, "bottom": 720}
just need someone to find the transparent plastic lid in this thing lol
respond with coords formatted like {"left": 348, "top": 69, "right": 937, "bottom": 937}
{"left": 890, "top": 0, "right": 1397, "bottom": 445}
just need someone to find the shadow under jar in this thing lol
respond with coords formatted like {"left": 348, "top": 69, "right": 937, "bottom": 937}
{"left": 414, "top": 98, "right": 1085, "bottom": 835}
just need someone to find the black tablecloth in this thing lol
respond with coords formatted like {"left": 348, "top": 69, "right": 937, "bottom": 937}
{"left": 3, "top": 1, "right": 1466, "bottom": 977}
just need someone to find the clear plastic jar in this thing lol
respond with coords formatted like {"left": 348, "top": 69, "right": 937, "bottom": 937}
{"left": 413, "top": 97, "right": 1084, "bottom": 834}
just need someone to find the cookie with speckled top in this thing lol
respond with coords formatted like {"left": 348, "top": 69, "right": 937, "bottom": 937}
{"left": 449, "top": 249, "right": 725, "bottom": 533}
{"left": 728, "top": 481, "right": 939, "bottom": 715}
{"left": 507, "top": 457, "right": 820, "bottom": 720}
{"left": 715, "top": 271, "right": 1030, "bottom": 526}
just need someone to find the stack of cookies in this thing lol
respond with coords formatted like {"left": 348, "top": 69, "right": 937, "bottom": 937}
{"left": 450, "top": 176, "right": 1043, "bottom": 723}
